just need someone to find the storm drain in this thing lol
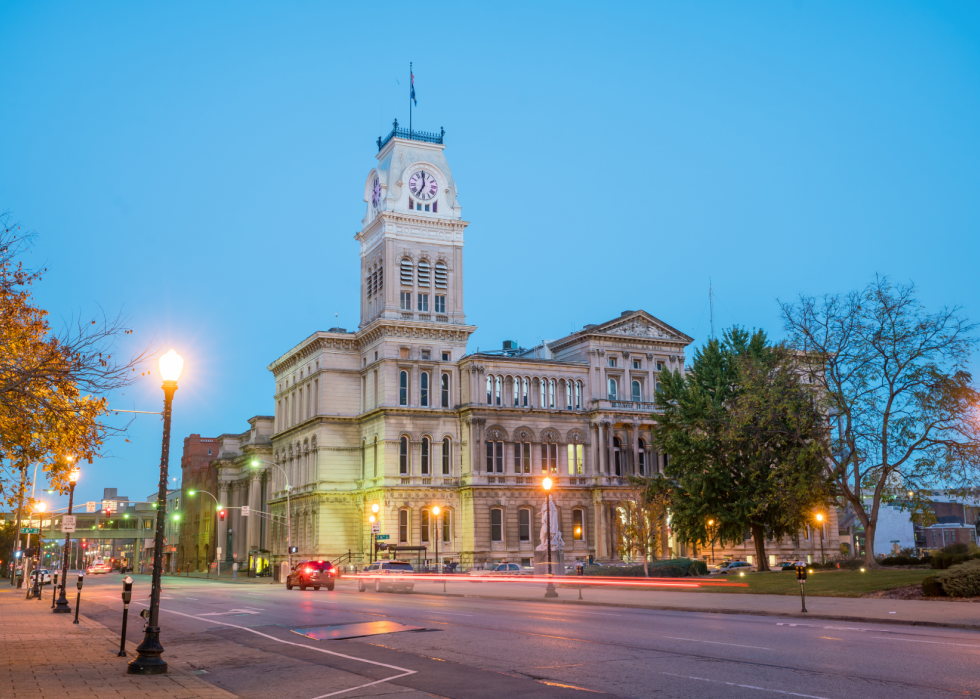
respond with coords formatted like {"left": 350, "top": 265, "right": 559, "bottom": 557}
{"left": 291, "top": 621, "right": 424, "bottom": 640}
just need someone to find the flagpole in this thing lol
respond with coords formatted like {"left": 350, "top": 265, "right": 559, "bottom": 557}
{"left": 409, "top": 62, "right": 413, "bottom": 137}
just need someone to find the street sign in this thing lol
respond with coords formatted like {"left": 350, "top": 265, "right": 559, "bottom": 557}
{"left": 241, "top": 506, "right": 250, "bottom": 517}
{"left": 371, "top": 522, "right": 380, "bottom": 534}
{"left": 20, "top": 527, "right": 39, "bottom": 534}
{"left": 376, "top": 534, "right": 390, "bottom": 540}
{"left": 61, "top": 516, "right": 76, "bottom": 533}
{"left": 216, "top": 546, "right": 222, "bottom": 556}
{"left": 85, "top": 502, "right": 96, "bottom": 513}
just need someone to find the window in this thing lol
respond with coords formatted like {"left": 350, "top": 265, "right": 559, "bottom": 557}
{"left": 442, "top": 351, "right": 450, "bottom": 361}
{"left": 400, "top": 259, "right": 413, "bottom": 285}
{"left": 514, "top": 442, "right": 531, "bottom": 473}
{"left": 663, "top": 453, "right": 670, "bottom": 469}
{"left": 567, "top": 444, "right": 584, "bottom": 474}
{"left": 607, "top": 378, "right": 618, "bottom": 400}
{"left": 399, "top": 436, "right": 409, "bottom": 474}
{"left": 573, "top": 509, "right": 584, "bottom": 541}
{"left": 608, "top": 357, "right": 617, "bottom": 368}
{"left": 418, "top": 260, "right": 430, "bottom": 286}
{"left": 421, "top": 350, "right": 430, "bottom": 360}
{"left": 518, "top": 509, "right": 531, "bottom": 542}
{"left": 486, "top": 441, "right": 504, "bottom": 473}
{"left": 657, "top": 362, "right": 665, "bottom": 371}
{"left": 549, "top": 379, "right": 556, "bottom": 408}
{"left": 442, "top": 509, "right": 451, "bottom": 542}
{"left": 541, "top": 443, "right": 557, "bottom": 473}
{"left": 632, "top": 380, "right": 641, "bottom": 402}
{"left": 421, "top": 437, "right": 430, "bottom": 475}
{"left": 420, "top": 372, "right": 429, "bottom": 407}
{"left": 495, "top": 376, "right": 502, "bottom": 406}
{"left": 441, "top": 373, "right": 450, "bottom": 408}
{"left": 575, "top": 381, "right": 582, "bottom": 410}
{"left": 417, "top": 293, "right": 429, "bottom": 312}
{"left": 539, "top": 379, "right": 546, "bottom": 408}
{"left": 435, "top": 262, "right": 447, "bottom": 288}
{"left": 490, "top": 509, "right": 503, "bottom": 542}
{"left": 399, "top": 510, "right": 409, "bottom": 543}
{"left": 512, "top": 377, "right": 519, "bottom": 406}
{"left": 400, "top": 292, "right": 412, "bottom": 310}
{"left": 434, "top": 295, "right": 445, "bottom": 313}
{"left": 638, "top": 439, "right": 646, "bottom": 475}
{"left": 442, "top": 437, "right": 451, "bottom": 475}
{"left": 400, "top": 347, "right": 410, "bottom": 359}
{"left": 487, "top": 376, "right": 494, "bottom": 404}
{"left": 522, "top": 378, "right": 529, "bottom": 407}
{"left": 432, "top": 201, "right": 438, "bottom": 213}
{"left": 399, "top": 371, "right": 408, "bottom": 406}
{"left": 421, "top": 509, "right": 430, "bottom": 543}
{"left": 633, "top": 359, "right": 641, "bottom": 369}
{"left": 613, "top": 437, "right": 622, "bottom": 476}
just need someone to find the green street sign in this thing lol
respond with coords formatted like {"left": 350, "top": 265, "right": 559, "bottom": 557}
{"left": 20, "top": 527, "right": 39, "bottom": 534}
{"left": 375, "top": 534, "right": 390, "bottom": 540}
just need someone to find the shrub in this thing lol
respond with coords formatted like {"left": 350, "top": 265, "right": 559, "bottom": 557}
{"left": 881, "top": 555, "right": 923, "bottom": 566}
{"left": 584, "top": 558, "right": 707, "bottom": 578}
{"left": 835, "top": 558, "right": 864, "bottom": 570}
{"left": 921, "top": 575, "right": 945, "bottom": 597}
{"left": 935, "top": 559, "right": 980, "bottom": 598}
{"left": 931, "top": 552, "right": 971, "bottom": 570}
{"left": 942, "top": 542, "right": 969, "bottom": 555}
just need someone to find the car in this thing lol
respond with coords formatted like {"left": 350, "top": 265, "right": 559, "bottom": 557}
{"left": 358, "top": 560, "right": 415, "bottom": 593}
{"left": 86, "top": 560, "right": 112, "bottom": 575}
{"left": 715, "top": 561, "right": 756, "bottom": 575}
{"left": 286, "top": 560, "right": 337, "bottom": 591}
{"left": 487, "top": 563, "right": 532, "bottom": 576}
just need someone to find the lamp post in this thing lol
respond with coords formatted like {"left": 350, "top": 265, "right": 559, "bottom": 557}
{"left": 54, "top": 469, "right": 79, "bottom": 613}
{"left": 251, "top": 459, "right": 291, "bottom": 574}
{"left": 431, "top": 506, "right": 441, "bottom": 573}
{"left": 708, "top": 519, "right": 715, "bottom": 565}
{"left": 26, "top": 502, "right": 46, "bottom": 599}
{"left": 815, "top": 513, "right": 825, "bottom": 564}
{"left": 543, "top": 477, "right": 558, "bottom": 599}
{"left": 128, "top": 348, "right": 183, "bottom": 676}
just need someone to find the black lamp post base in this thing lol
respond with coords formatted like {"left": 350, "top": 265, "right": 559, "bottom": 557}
{"left": 128, "top": 628, "right": 168, "bottom": 674}
{"left": 53, "top": 592, "right": 71, "bottom": 614}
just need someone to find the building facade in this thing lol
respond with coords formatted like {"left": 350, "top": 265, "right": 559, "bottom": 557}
{"left": 178, "top": 434, "right": 220, "bottom": 571}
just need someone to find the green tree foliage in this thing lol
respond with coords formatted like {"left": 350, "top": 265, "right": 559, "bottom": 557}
{"left": 651, "top": 327, "right": 832, "bottom": 571}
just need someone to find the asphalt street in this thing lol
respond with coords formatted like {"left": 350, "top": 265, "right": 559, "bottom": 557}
{"left": 75, "top": 574, "right": 980, "bottom": 699}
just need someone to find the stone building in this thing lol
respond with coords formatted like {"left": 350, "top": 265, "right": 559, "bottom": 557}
{"left": 178, "top": 433, "right": 219, "bottom": 571}
{"left": 262, "top": 123, "right": 697, "bottom": 570}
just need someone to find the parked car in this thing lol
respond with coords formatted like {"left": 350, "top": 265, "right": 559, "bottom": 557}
{"left": 286, "top": 560, "right": 336, "bottom": 591}
{"left": 715, "top": 561, "right": 756, "bottom": 575}
{"left": 487, "top": 563, "right": 533, "bottom": 576}
{"left": 358, "top": 560, "right": 415, "bottom": 593}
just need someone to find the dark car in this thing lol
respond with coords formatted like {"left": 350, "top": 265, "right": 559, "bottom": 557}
{"left": 358, "top": 560, "right": 415, "bottom": 593}
{"left": 286, "top": 560, "right": 337, "bottom": 591}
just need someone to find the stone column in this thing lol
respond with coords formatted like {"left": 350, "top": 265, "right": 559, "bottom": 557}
{"left": 217, "top": 483, "right": 229, "bottom": 562}
{"left": 631, "top": 424, "right": 640, "bottom": 476}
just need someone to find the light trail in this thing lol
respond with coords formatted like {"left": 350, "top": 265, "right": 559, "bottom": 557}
{"left": 344, "top": 572, "right": 749, "bottom": 589}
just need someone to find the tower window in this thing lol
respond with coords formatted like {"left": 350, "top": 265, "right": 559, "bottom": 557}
{"left": 441, "top": 373, "right": 450, "bottom": 408}
{"left": 399, "top": 436, "right": 409, "bottom": 474}
{"left": 421, "top": 436, "right": 430, "bottom": 475}
{"left": 418, "top": 260, "right": 430, "bottom": 286}
{"left": 442, "top": 351, "right": 450, "bottom": 361}
{"left": 442, "top": 437, "right": 451, "bottom": 474}
{"left": 420, "top": 371, "right": 429, "bottom": 407}
{"left": 434, "top": 295, "right": 445, "bottom": 313}
{"left": 424, "top": 204, "right": 430, "bottom": 212}
{"left": 400, "top": 292, "right": 412, "bottom": 310}
{"left": 399, "top": 371, "right": 408, "bottom": 406}
{"left": 417, "top": 293, "right": 429, "bottom": 312}
{"left": 432, "top": 201, "right": 438, "bottom": 213}
{"left": 608, "top": 357, "right": 617, "bottom": 368}
{"left": 400, "top": 258, "right": 413, "bottom": 285}
{"left": 633, "top": 359, "right": 641, "bottom": 369}
{"left": 435, "top": 262, "right": 448, "bottom": 289}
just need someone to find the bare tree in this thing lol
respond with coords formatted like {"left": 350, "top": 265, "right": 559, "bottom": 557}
{"left": 781, "top": 277, "right": 980, "bottom": 566}
{"left": 620, "top": 477, "right": 669, "bottom": 576}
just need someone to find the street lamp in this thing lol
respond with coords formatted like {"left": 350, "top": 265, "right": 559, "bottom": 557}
{"left": 54, "top": 468, "right": 79, "bottom": 613}
{"left": 251, "top": 458, "right": 292, "bottom": 573}
{"left": 708, "top": 519, "right": 715, "bottom": 565}
{"left": 129, "top": 348, "right": 183, "bottom": 675}
{"left": 26, "top": 501, "right": 47, "bottom": 599}
{"left": 815, "top": 513, "right": 825, "bottom": 564}
{"left": 542, "top": 477, "right": 558, "bottom": 599}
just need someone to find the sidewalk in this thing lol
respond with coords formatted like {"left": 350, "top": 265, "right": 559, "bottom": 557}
{"left": 0, "top": 586, "right": 237, "bottom": 699}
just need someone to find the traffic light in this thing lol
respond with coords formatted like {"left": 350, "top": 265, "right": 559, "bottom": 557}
{"left": 103, "top": 508, "right": 110, "bottom": 518}
{"left": 81, "top": 542, "right": 88, "bottom": 549}
{"left": 219, "top": 510, "right": 226, "bottom": 521}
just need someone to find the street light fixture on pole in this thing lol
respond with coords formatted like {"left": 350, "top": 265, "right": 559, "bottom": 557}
{"left": 53, "top": 468, "right": 79, "bottom": 613}
{"left": 707, "top": 519, "right": 715, "bottom": 565}
{"left": 128, "top": 349, "right": 183, "bottom": 676}
{"left": 26, "top": 501, "right": 46, "bottom": 599}
{"left": 542, "top": 477, "right": 558, "bottom": 599}
{"left": 250, "top": 459, "right": 292, "bottom": 573}
{"left": 369, "top": 503, "right": 380, "bottom": 564}
{"left": 815, "top": 513, "right": 825, "bottom": 564}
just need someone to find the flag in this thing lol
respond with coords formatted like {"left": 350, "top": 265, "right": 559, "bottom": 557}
{"left": 411, "top": 71, "right": 417, "bottom": 106}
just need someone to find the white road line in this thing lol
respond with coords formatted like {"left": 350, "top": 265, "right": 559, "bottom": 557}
{"left": 869, "top": 636, "right": 980, "bottom": 649}
{"left": 659, "top": 672, "right": 829, "bottom": 699}
{"left": 664, "top": 637, "right": 773, "bottom": 650}
{"left": 133, "top": 602, "right": 417, "bottom": 699}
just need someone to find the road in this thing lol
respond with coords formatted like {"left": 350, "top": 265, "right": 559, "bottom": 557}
{"left": 75, "top": 573, "right": 980, "bottom": 699}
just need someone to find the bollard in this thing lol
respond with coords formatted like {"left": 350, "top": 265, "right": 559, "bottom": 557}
{"left": 73, "top": 574, "right": 85, "bottom": 624}
{"left": 118, "top": 576, "right": 134, "bottom": 657}
{"left": 795, "top": 563, "right": 808, "bottom": 613}
{"left": 51, "top": 572, "right": 59, "bottom": 608}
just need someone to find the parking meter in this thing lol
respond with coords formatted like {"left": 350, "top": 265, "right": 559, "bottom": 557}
{"left": 73, "top": 574, "right": 85, "bottom": 624}
{"left": 795, "top": 564, "right": 808, "bottom": 613}
{"left": 118, "top": 576, "right": 134, "bottom": 657}
{"left": 76, "top": 573, "right": 85, "bottom": 590}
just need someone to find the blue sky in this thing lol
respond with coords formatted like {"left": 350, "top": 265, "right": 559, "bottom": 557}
{"left": 2, "top": 1, "right": 978, "bottom": 508}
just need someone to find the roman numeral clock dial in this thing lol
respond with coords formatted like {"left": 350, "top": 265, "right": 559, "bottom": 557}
{"left": 409, "top": 170, "right": 439, "bottom": 201}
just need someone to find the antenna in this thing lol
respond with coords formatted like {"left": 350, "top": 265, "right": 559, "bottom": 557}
{"left": 709, "top": 279, "right": 715, "bottom": 340}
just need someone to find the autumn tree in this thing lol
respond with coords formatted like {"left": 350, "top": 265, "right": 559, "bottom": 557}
{"left": 618, "top": 477, "right": 670, "bottom": 576}
{"left": 652, "top": 327, "right": 833, "bottom": 571}
{"left": 781, "top": 277, "right": 980, "bottom": 567}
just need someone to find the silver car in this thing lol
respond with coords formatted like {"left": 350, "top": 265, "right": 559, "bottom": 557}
{"left": 358, "top": 560, "right": 415, "bottom": 593}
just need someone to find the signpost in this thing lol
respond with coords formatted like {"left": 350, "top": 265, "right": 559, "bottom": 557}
{"left": 20, "top": 527, "right": 39, "bottom": 534}
{"left": 61, "top": 516, "right": 76, "bottom": 534}
{"left": 85, "top": 502, "right": 96, "bottom": 513}
{"left": 371, "top": 522, "right": 380, "bottom": 534}
{"left": 241, "top": 506, "right": 250, "bottom": 517}
{"left": 376, "top": 534, "right": 389, "bottom": 540}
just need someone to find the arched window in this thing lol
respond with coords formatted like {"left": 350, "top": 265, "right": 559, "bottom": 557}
{"left": 632, "top": 379, "right": 641, "bottom": 402}
{"left": 490, "top": 508, "right": 503, "bottom": 543}
{"left": 420, "top": 372, "right": 429, "bottom": 407}
{"left": 522, "top": 378, "right": 529, "bottom": 407}
{"left": 539, "top": 379, "right": 546, "bottom": 408}
{"left": 421, "top": 436, "right": 430, "bottom": 475}
{"left": 638, "top": 438, "right": 647, "bottom": 475}
{"left": 441, "top": 373, "right": 450, "bottom": 408}
{"left": 486, "top": 376, "right": 493, "bottom": 404}
{"left": 573, "top": 509, "right": 585, "bottom": 541}
{"left": 400, "top": 371, "right": 408, "bottom": 406}
{"left": 575, "top": 381, "right": 582, "bottom": 410}
{"left": 495, "top": 376, "right": 502, "bottom": 406}
{"left": 549, "top": 379, "right": 556, "bottom": 408}
{"left": 400, "top": 258, "right": 413, "bottom": 285}
{"left": 608, "top": 378, "right": 618, "bottom": 400}
{"left": 513, "top": 377, "right": 520, "bottom": 406}
{"left": 418, "top": 259, "right": 430, "bottom": 286}
{"left": 613, "top": 437, "right": 622, "bottom": 475}
{"left": 565, "top": 380, "right": 572, "bottom": 410}
{"left": 435, "top": 261, "right": 448, "bottom": 289}
{"left": 399, "top": 509, "right": 410, "bottom": 543}
{"left": 567, "top": 443, "right": 584, "bottom": 475}
{"left": 442, "top": 437, "right": 451, "bottom": 475}
{"left": 373, "top": 436, "right": 379, "bottom": 478}
{"left": 399, "top": 436, "right": 409, "bottom": 475}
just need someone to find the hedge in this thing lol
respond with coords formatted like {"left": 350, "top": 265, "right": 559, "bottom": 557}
{"left": 921, "top": 575, "right": 944, "bottom": 597}
{"left": 935, "top": 559, "right": 980, "bottom": 598}
{"left": 584, "top": 558, "right": 708, "bottom": 578}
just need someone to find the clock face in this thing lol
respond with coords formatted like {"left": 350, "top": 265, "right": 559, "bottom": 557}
{"left": 371, "top": 176, "right": 381, "bottom": 208}
{"left": 409, "top": 170, "right": 438, "bottom": 201}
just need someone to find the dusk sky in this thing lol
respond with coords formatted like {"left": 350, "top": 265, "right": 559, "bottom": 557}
{"left": 2, "top": 1, "right": 978, "bottom": 508}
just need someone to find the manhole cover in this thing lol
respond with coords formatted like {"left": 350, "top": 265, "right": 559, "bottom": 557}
{"left": 291, "top": 621, "right": 423, "bottom": 640}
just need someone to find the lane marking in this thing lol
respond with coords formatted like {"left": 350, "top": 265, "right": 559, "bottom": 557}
{"left": 664, "top": 637, "right": 773, "bottom": 651}
{"left": 133, "top": 602, "right": 417, "bottom": 699}
{"left": 869, "top": 636, "right": 980, "bottom": 649}
{"left": 659, "top": 672, "right": 829, "bottom": 699}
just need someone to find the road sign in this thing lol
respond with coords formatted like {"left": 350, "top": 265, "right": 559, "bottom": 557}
{"left": 216, "top": 546, "right": 222, "bottom": 556}
{"left": 85, "top": 502, "right": 96, "bottom": 513}
{"left": 61, "top": 516, "right": 76, "bottom": 533}
{"left": 371, "top": 522, "right": 380, "bottom": 534}
{"left": 375, "top": 534, "right": 390, "bottom": 540}
{"left": 241, "top": 506, "right": 250, "bottom": 517}
{"left": 20, "top": 527, "right": 39, "bottom": 534}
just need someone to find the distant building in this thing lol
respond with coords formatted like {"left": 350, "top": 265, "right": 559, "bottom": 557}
{"left": 178, "top": 434, "right": 220, "bottom": 571}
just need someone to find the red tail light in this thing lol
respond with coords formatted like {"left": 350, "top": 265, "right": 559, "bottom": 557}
{"left": 329, "top": 569, "right": 337, "bottom": 575}
{"left": 305, "top": 568, "right": 312, "bottom": 574}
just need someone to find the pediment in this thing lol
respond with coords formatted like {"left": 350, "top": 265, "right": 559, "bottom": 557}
{"left": 601, "top": 314, "right": 690, "bottom": 342}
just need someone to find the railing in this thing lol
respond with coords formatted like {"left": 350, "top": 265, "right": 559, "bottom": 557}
{"left": 393, "top": 476, "right": 460, "bottom": 487}
{"left": 400, "top": 312, "right": 414, "bottom": 320}
{"left": 418, "top": 313, "right": 431, "bottom": 322}
{"left": 592, "top": 399, "right": 660, "bottom": 412}
{"left": 378, "top": 120, "right": 445, "bottom": 151}
{"left": 435, "top": 315, "right": 449, "bottom": 323}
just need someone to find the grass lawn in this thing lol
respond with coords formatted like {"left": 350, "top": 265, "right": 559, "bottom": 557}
{"left": 693, "top": 568, "right": 932, "bottom": 597}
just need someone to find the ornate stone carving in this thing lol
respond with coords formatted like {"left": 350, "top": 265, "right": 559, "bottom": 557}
{"left": 608, "top": 320, "right": 674, "bottom": 339}
{"left": 597, "top": 349, "right": 606, "bottom": 356}
{"left": 646, "top": 353, "right": 654, "bottom": 360}
{"left": 566, "top": 428, "right": 587, "bottom": 444}
{"left": 513, "top": 426, "right": 536, "bottom": 442}
{"left": 540, "top": 427, "right": 561, "bottom": 443}
{"left": 485, "top": 425, "right": 508, "bottom": 441}
{"left": 622, "top": 351, "right": 630, "bottom": 359}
